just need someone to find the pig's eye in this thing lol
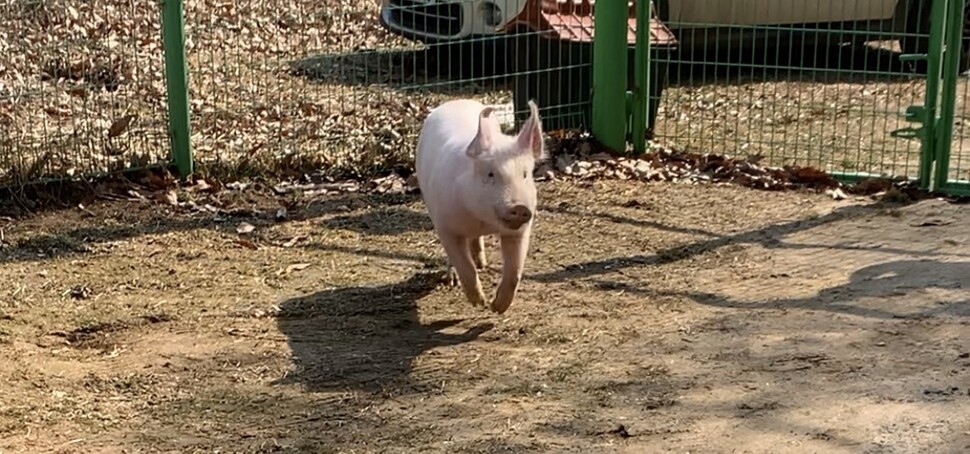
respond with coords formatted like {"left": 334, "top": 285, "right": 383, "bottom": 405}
{"left": 523, "top": 171, "right": 528, "bottom": 179}
{"left": 487, "top": 171, "right": 494, "bottom": 178}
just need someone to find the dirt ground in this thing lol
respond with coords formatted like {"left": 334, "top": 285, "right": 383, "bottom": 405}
{"left": 0, "top": 178, "right": 968, "bottom": 453}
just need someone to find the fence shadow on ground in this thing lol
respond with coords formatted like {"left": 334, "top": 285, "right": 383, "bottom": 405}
{"left": 288, "top": 39, "right": 514, "bottom": 95}
{"left": 287, "top": 32, "right": 920, "bottom": 94}
{"left": 0, "top": 190, "right": 425, "bottom": 265}
{"left": 662, "top": 38, "right": 923, "bottom": 88}
{"left": 525, "top": 202, "right": 970, "bottom": 286}
{"left": 540, "top": 201, "right": 725, "bottom": 238}
{"left": 308, "top": 242, "right": 439, "bottom": 267}
{"left": 320, "top": 204, "right": 432, "bottom": 236}
{"left": 559, "top": 199, "right": 970, "bottom": 260}
{"left": 273, "top": 270, "right": 493, "bottom": 393}
{"left": 592, "top": 259, "right": 970, "bottom": 321}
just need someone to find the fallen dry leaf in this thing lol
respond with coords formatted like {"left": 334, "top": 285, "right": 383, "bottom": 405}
{"left": 160, "top": 190, "right": 178, "bottom": 206}
{"left": 189, "top": 179, "right": 212, "bottom": 193}
{"left": 854, "top": 177, "right": 894, "bottom": 195}
{"left": 107, "top": 115, "right": 135, "bottom": 138}
{"left": 281, "top": 235, "right": 307, "bottom": 248}
{"left": 826, "top": 188, "right": 847, "bottom": 200}
{"left": 236, "top": 239, "right": 258, "bottom": 250}
{"left": 278, "top": 263, "right": 311, "bottom": 276}
{"left": 236, "top": 222, "right": 256, "bottom": 235}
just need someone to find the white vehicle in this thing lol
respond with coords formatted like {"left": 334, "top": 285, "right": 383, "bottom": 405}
{"left": 378, "top": 0, "right": 970, "bottom": 72}
{"left": 378, "top": 0, "right": 526, "bottom": 42}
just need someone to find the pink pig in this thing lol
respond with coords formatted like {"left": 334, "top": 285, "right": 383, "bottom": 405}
{"left": 415, "top": 99, "right": 546, "bottom": 314}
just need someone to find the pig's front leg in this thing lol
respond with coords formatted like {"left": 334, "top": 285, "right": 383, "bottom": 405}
{"left": 439, "top": 234, "right": 488, "bottom": 308}
{"left": 469, "top": 235, "right": 487, "bottom": 270}
{"left": 491, "top": 227, "right": 531, "bottom": 314}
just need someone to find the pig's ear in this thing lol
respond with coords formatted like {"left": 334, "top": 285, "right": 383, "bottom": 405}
{"left": 516, "top": 100, "right": 546, "bottom": 160}
{"left": 466, "top": 106, "right": 498, "bottom": 159}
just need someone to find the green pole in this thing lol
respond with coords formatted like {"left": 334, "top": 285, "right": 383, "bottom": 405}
{"left": 933, "top": 0, "right": 964, "bottom": 190}
{"left": 591, "top": 0, "right": 629, "bottom": 153}
{"left": 161, "top": 0, "right": 194, "bottom": 179}
{"left": 631, "top": 0, "right": 651, "bottom": 154}
{"left": 916, "top": 0, "right": 947, "bottom": 190}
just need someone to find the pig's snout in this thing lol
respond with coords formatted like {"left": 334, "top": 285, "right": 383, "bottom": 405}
{"left": 500, "top": 204, "right": 533, "bottom": 229}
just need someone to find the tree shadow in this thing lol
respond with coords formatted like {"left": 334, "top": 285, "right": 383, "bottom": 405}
{"left": 273, "top": 271, "right": 493, "bottom": 393}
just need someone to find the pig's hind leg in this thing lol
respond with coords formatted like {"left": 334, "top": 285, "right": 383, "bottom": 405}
{"left": 439, "top": 234, "right": 487, "bottom": 308}
{"left": 469, "top": 235, "right": 487, "bottom": 270}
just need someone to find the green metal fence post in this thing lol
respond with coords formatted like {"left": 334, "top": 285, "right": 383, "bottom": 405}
{"left": 592, "top": 0, "right": 629, "bottom": 153}
{"left": 918, "top": 0, "right": 947, "bottom": 190}
{"left": 161, "top": 0, "right": 194, "bottom": 179}
{"left": 631, "top": 0, "right": 651, "bottom": 154}
{"left": 934, "top": 0, "right": 964, "bottom": 189}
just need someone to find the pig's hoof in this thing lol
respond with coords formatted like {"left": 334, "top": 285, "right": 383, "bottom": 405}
{"left": 490, "top": 298, "right": 512, "bottom": 314}
{"left": 469, "top": 291, "right": 488, "bottom": 308}
{"left": 444, "top": 267, "right": 459, "bottom": 287}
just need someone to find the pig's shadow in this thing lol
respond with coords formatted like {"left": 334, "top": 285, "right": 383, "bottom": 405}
{"left": 321, "top": 205, "right": 433, "bottom": 236}
{"left": 274, "top": 271, "right": 493, "bottom": 392}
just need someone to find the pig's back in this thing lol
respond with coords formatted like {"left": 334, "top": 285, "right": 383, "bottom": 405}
{"left": 417, "top": 99, "right": 482, "bottom": 168}
{"left": 415, "top": 100, "right": 483, "bottom": 214}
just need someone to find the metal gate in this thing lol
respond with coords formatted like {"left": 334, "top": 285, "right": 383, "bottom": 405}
{"left": 903, "top": 0, "right": 970, "bottom": 195}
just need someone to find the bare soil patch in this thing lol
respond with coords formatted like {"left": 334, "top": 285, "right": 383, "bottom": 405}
{"left": 1, "top": 178, "right": 967, "bottom": 453}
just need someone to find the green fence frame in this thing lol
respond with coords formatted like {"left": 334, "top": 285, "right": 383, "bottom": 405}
{"left": 934, "top": 0, "right": 970, "bottom": 195}
{"left": 589, "top": 0, "right": 654, "bottom": 155}
{"left": 161, "top": 0, "right": 193, "bottom": 179}
{"left": 883, "top": 0, "right": 970, "bottom": 195}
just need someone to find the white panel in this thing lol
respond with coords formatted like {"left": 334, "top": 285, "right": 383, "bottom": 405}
{"left": 668, "top": 0, "right": 899, "bottom": 26}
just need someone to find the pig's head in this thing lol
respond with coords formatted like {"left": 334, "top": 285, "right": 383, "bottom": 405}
{"left": 464, "top": 100, "right": 546, "bottom": 232}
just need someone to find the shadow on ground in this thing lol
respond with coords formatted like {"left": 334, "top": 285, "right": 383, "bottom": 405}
{"left": 288, "top": 31, "right": 923, "bottom": 93}
{"left": 274, "top": 271, "right": 493, "bottom": 393}
{"left": 526, "top": 202, "right": 970, "bottom": 286}
{"left": 321, "top": 204, "right": 432, "bottom": 236}
{"left": 0, "top": 191, "right": 425, "bottom": 265}
{"left": 594, "top": 259, "right": 970, "bottom": 320}
{"left": 663, "top": 37, "right": 924, "bottom": 87}
{"left": 288, "top": 39, "right": 513, "bottom": 94}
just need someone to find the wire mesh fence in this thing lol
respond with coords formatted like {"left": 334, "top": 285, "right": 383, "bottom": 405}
{"left": 184, "top": 0, "right": 517, "bottom": 179}
{"left": 952, "top": 78, "right": 970, "bottom": 184}
{"left": 3, "top": 0, "right": 970, "bottom": 193}
{"left": 948, "top": 8, "right": 970, "bottom": 189}
{"left": 650, "top": 0, "right": 948, "bottom": 181}
{"left": 0, "top": 0, "right": 171, "bottom": 187}
{"left": 181, "top": 0, "right": 966, "bottom": 184}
